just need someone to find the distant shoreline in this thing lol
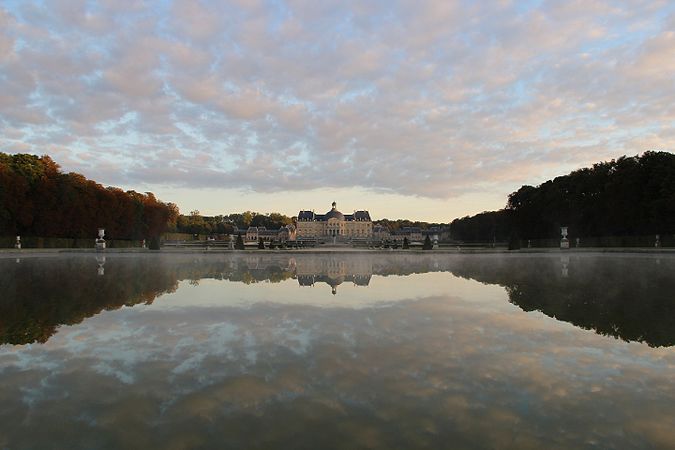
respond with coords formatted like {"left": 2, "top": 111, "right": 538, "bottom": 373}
{"left": 2, "top": 247, "right": 675, "bottom": 258}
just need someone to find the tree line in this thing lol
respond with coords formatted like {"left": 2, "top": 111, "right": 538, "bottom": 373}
{"left": 0, "top": 153, "right": 178, "bottom": 240}
{"left": 374, "top": 218, "right": 447, "bottom": 231}
{"left": 449, "top": 255, "right": 675, "bottom": 347}
{"left": 170, "top": 210, "right": 294, "bottom": 236}
{"left": 451, "top": 151, "right": 675, "bottom": 243}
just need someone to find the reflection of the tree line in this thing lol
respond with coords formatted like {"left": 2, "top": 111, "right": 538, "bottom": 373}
{"left": 1, "top": 257, "right": 180, "bottom": 345}
{"left": 448, "top": 255, "right": 675, "bottom": 348}
{"left": 1, "top": 254, "right": 674, "bottom": 347}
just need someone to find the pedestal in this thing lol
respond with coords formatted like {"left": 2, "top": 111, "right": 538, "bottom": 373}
{"left": 96, "top": 229, "right": 106, "bottom": 251}
{"left": 560, "top": 227, "right": 569, "bottom": 249}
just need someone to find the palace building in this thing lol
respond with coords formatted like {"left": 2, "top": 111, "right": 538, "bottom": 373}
{"left": 244, "top": 224, "right": 296, "bottom": 242}
{"left": 296, "top": 202, "right": 373, "bottom": 239}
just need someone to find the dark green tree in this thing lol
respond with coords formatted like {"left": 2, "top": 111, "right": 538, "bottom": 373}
{"left": 423, "top": 235, "right": 433, "bottom": 250}
{"left": 235, "top": 233, "right": 245, "bottom": 250}
{"left": 258, "top": 237, "right": 265, "bottom": 249}
{"left": 402, "top": 237, "right": 409, "bottom": 249}
{"left": 452, "top": 152, "right": 675, "bottom": 246}
{"left": 149, "top": 236, "right": 161, "bottom": 250}
{"left": 507, "top": 233, "right": 521, "bottom": 250}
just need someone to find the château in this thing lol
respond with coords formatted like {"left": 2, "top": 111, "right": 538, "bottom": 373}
{"left": 296, "top": 202, "right": 373, "bottom": 239}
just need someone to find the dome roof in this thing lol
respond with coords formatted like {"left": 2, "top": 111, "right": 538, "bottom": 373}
{"left": 324, "top": 209, "right": 345, "bottom": 220}
{"left": 324, "top": 201, "right": 345, "bottom": 221}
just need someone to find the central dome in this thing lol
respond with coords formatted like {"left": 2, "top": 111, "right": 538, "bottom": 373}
{"left": 324, "top": 201, "right": 345, "bottom": 221}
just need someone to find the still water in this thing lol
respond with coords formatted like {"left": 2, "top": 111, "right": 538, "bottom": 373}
{"left": 1, "top": 253, "right": 674, "bottom": 449}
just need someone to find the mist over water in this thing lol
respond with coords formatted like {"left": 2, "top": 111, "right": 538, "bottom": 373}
{"left": 1, "top": 253, "right": 674, "bottom": 449}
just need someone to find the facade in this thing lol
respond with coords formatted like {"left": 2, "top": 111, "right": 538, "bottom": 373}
{"left": 374, "top": 225, "right": 448, "bottom": 244}
{"left": 243, "top": 224, "right": 297, "bottom": 242}
{"left": 296, "top": 202, "right": 373, "bottom": 239}
{"left": 373, "top": 224, "right": 390, "bottom": 240}
{"left": 392, "top": 227, "right": 423, "bottom": 242}
{"left": 423, "top": 227, "right": 442, "bottom": 244}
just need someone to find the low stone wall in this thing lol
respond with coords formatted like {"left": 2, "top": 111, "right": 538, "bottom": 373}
{"left": 0, "top": 236, "right": 143, "bottom": 249}
{"left": 162, "top": 232, "right": 209, "bottom": 241}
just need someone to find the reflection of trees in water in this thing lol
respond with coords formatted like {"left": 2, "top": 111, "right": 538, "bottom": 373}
{"left": 448, "top": 256, "right": 675, "bottom": 348}
{"left": 0, "top": 257, "right": 180, "bottom": 345}
{"left": 2, "top": 254, "right": 674, "bottom": 347}
{"left": 0, "top": 255, "right": 402, "bottom": 345}
{"left": 0, "top": 256, "right": 298, "bottom": 345}
{"left": 213, "top": 254, "right": 675, "bottom": 348}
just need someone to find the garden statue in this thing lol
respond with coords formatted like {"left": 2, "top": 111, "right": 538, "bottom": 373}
{"left": 560, "top": 227, "right": 569, "bottom": 249}
{"left": 96, "top": 228, "right": 106, "bottom": 250}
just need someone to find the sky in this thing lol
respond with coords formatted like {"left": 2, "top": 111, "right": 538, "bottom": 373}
{"left": 0, "top": 0, "right": 674, "bottom": 221}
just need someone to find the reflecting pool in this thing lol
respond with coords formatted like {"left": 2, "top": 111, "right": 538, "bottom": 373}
{"left": 1, "top": 253, "right": 674, "bottom": 449}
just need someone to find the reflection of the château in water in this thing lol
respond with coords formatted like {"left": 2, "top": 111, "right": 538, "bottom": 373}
{"left": 295, "top": 258, "right": 372, "bottom": 295}
{"left": 1, "top": 254, "right": 674, "bottom": 347}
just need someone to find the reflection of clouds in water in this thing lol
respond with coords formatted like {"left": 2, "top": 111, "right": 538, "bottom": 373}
{"left": 1, "top": 267, "right": 675, "bottom": 448}
{"left": 273, "top": 318, "right": 314, "bottom": 356}
{"left": 157, "top": 270, "right": 506, "bottom": 310}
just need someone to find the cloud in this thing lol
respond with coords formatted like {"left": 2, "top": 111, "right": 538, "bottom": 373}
{"left": 0, "top": 0, "right": 674, "bottom": 202}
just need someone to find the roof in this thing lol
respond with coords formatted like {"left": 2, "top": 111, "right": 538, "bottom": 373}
{"left": 324, "top": 209, "right": 345, "bottom": 221}
{"left": 297, "top": 203, "right": 371, "bottom": 222}
{"left": 297, "top": 275, "right": 315, "bottom": 286}
{"left": 298, "top": 210, "right": 315, "bottom": 221}
{"left": 353, "top": 211, "right": 371, "bottom": 221}
{"left": 246, "top": 226, "right": 290, "bottom": 235}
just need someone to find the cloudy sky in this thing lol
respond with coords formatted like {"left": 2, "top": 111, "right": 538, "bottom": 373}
{"left": 1, "top": 0, "right": 673, "bottom": 221}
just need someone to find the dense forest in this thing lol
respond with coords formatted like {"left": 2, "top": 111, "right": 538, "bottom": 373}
{"left": 451, "top": 151, "right": 675, "bottom": 243}
{"left": 447, "top": 210, "right": 513, "bottom": 243}
{"left": 0, "top": 153, "right": 178, "bottom": 240}
{"left": 171, "top": 210, "right": 294, "bottom": 235}
{"left": 373, "top": 218, "right": 446, "bottom": 231}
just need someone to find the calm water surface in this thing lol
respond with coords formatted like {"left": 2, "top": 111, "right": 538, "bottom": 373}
{"left": 1, "top": 253, "right": 674, "bottom": 449}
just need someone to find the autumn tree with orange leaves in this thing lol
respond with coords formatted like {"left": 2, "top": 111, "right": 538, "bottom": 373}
{"left": 0, "top": 153, "right": 178, "bottom": 240}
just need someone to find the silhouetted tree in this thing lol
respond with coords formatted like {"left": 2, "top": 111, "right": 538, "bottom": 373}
{"left": 452, "top": 152, "right": 675, "bottom": 245}
{"left": 423, "top": 235, "right": 433, "bottom": 250}
{"left": 508, "top": 233, "right": 521, "bottom": 250}
{"left": 149, "top": 236, "right": 161, "bottom": 250}
{"left": 235, "top": 233, "right": 245, "bottom": 250}
{"left": 450, "top": 210, "right": 513, "bottom": 243}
